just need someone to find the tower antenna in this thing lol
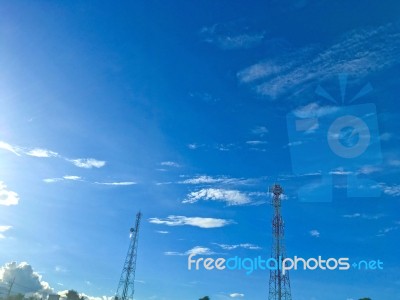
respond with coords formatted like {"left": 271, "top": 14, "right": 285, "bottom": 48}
{"left": 268, "top": 184, "right": 292, "bottom": 300}
{"left": 115, "top": 212, "right": 142, "bottom": 300}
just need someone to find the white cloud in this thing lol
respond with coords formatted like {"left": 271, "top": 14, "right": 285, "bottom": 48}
{"left": 155, "top": 182, "right": 172, "bottom": 186}
{"left": 293, "top": 102, "right": 339, "bottom": 119}
{"left": 44, "top": 177, "right": 136, "bottom": 186}
{"left": 58, "top": 290, "right": 114, "bottom": 300}
{"left": 238, "top": 61, "right": 289, "bottom": 83}
{"left": 26, "top": 149, "right": 59, "bottom": 158}
{"left": 188, "top": 143, "right": 199, "bottom": 150}
{"left": 54, "top": 266, "right": 67, "bottom": 273}
{"left": 309, "top": 230, "right": 320, "bottom": 238}
{"left": 155, "top": 231, "right": 169, "bottom": 234}
{"left": 43, "top": 176, "right": 82, "bottom": 183}
{"left": 165, "top": 246, "right": 214, "bottom": 256}
{"left": 63, "top": 175, "right": 81, "bottom": 181}
{"left": 148, "top": 215, "right": 234, "bottom": 228}
{"left": 214, "top": 243, "right": 261, "bottom": 250}
{"left": 0, "top": 141, "right": 21, "bottom": 156}
{"left": 329, "top": 168, "right": 353, "bottom": 175}
{"left": 181, "top": 176, "right": 222, "bottom": 184}
{"left": 0, "top": 262, "right": 52, "bottom": 296}
{"left": 183, "top": 188, "right": 251, "bottom": 205}
{"left": 201, "top": 24, "right": 264, "bottom": 50}
{"left": 216, "top": 143, "right": 235, "bottom": 151}
{"left": 43, "top": 178, "right": 63, "bottom": 183}
{"left": 378, "top": 226, "right": 399, "bottom": 236}
{"left": 357, "top": 165, "right": 382, "bottom": 175}
{"left": 230, "top": 293, "right": 244, "bottom": 298}
{"left": 0, "top": 226, "right": 12, "bottom": 232}
{"left": 238, "top": 22, "right": 400, "bottom": 99}
{"left": 180, "top": 175, "right": 251, "bottom": 185}
{"left": 0, "top": 182, "right": 19, "bottom": 206}
{"left": 343, "top": 213, "right": 361, "bottom": 218}
{"left": 216, "top": 33, "right": 265, "bottom": 50}
{"left": 246, "top": 140, "right": 267, "bottom": 145}
{"left": 69, "top": 158, "right": 106, "bottom": 169}
{"left": 381, "top": 184, "right": 400, "bottom": 197}
{"left": 95, "top": 181, "right": 136, "bottom": 186}
{"left": 287, "top": 141, "right": 303, "bottom": 147}
{"left": 160, "top": 161, "right": 180, "bottom": 167}
{"left": 251, "top": 126, "right": 269, "bottom": 136}
{"left": 0, "top": 226, "right": 12, "bottom": 239}
{"left": 0, "top": 141, "right": 107, "bottom": 173}
{"left": 343, "top": 213, "right": 384, "bottom": 219}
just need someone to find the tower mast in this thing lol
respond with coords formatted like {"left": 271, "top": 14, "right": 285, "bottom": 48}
{"left": 115, "top": 212, "right": 142, "bottom": 300}
{"left": 268, "top": 184, "right": 292, "bottom": 300}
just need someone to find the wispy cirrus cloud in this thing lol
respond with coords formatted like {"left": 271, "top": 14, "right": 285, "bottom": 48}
{"left": 0, "top": 182, "right": 19, "bottom": 206}
{"left": 357, "top": 165, "right": 382, "bottom": 175}
{"left": 43, "top": 176, "right": 82, "bottom": 183}
{"left": 43, "top": 177, "right": 136, "bottom": 186}
{"left": 377, "top": 224, "right": 399, "bottom": 237}
{"left": 343, "top": 213, "right": 384, "bottom": 219}
{"left": 189, "top": 92, "right": 219, "bottom": 103}
{"left": 155, "top": 230, "right": 169, "bottom": 234}
{"left": 179, "top": 175, "right": 253, "bottom": 186}
{"left": 0, "top": 141, "right": 21, "bottom": 156}
{"left": 180, "top": 176, "right": 223, "bottom": 184}
{"left": 183, "top": 188, "right": 251, "bottom": 206}
{"left": 238, "top": 22, "right": 400, "bottom": 99}
{"left": 0, "top": 141, "right": 106, "bottom": 169}
{"left": 246, "top": 140, "right": 267, "bottom": 146}
{"left": 213, "top": 243, "right": 261, "bottom": 250}
{"left": 0, "top": 141, "right": 58, "bottom": 158}
{"left": 160, "top": 161, "right": 180, "bottom": 168}
{"left": 43, "top": 178, "right": 63, "bottom": 183}
{"left": 293, "top": 102, "right": 339, "bottom": 119}
{"left": 95, "top": 181, "right": 136, "bottom": 186}
{"left": 68, "top": 158, "right": 106, "bottom": 169}
{"left": 165, "top": 246, "right": 215, "bottom": 256}
{"left": 54, "top": 266, "right": 68, "bottom": 273}
{"left": 26, "top": 148, "right": 59, "bottom": 158}
{"left": 251, "top": 126, "right": 269, "bottom": 136}
{"left": 380, "top": 184, "right": 400, "bottom": 197}
{"left": 148, "top": 215, "right": 235, "bottom": 229}
{"left": 200, "top": 23, "right": 265, "bottom": 50}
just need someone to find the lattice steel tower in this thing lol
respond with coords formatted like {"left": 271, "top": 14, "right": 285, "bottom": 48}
{"left": 115, "top": 212, "right": 142, "bottom": 300}
{"left": 268, "top": 184, "right": 292, "bottom": 300}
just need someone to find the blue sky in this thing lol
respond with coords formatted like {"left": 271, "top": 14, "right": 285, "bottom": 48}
{"left": 0, "top": 1, "right": 399, "bottom": 300}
